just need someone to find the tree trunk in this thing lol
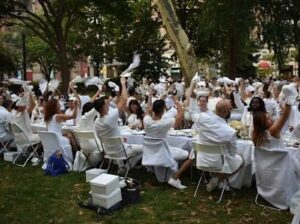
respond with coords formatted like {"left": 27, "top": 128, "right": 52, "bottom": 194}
{"left": 154, "top": 0, "right": 198, "bottom": 84}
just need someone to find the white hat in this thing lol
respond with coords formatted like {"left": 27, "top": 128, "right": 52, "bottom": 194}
{"left": 165, "top": 97, "right": 175, "bottom": 109}
{"left": 252, "top": 82, "right": 263, "bottom": 89}
{"left": 159, "top": 78, "right": 166, "bottom": 83}
{"left": 196, "top": 90, "right": 210, "bottom": 97}
{"left": 11, "top": 94, "right": 20, "bottom": 102}
{"left": 68, "top": 96, "right": 77, "bottom": 101}
{"left": 108, "top": 81, "right": 117, "bottom": 88}
{"left": 121, "top": 72, "right": 132, "bottom": 78}
{"left": 245, "top": 85, "right": 255, "bottom": 93}
{"left": 16, "top": 96, "right": 28, "bottom": 107}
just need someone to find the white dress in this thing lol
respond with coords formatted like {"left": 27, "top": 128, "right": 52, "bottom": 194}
{"left": 47, "top": 115, "right": 70, "bottom": 147}
{"left": 255, "top": 133, "right": 300, "bottom": 209}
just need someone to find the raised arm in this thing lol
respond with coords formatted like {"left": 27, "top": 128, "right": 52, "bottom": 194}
{"left": 55, "top": 100, "right": 78, "bottom": 123}
{"left": 269, "top": 103, "right": 291, "bottom": 137}
{"left": 174, "top": 101, "right": 184, "bottom": 129}
{"left": 117, "top": 77, "right": 128, "bottom": 112}
{"left": 27, "top": 92, "right": 36, "bottom": 114}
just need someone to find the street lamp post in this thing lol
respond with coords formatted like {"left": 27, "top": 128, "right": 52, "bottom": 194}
{"left": 22, "top": 34, "right": 27, "bottom": 80}
{"left": 297, "top": 20, "right": 300, "bottom": 77}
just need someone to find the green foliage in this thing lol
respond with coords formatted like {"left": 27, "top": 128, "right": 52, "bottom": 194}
{"left": 255, "top": 0, "right": 300, "bottom": 70}
{"left": 0, "top": 32, "right": 21, "bottom": 76}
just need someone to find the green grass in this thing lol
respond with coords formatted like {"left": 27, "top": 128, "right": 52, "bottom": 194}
{"left": 0, "top": 160, "right": 292, "bottom": 224}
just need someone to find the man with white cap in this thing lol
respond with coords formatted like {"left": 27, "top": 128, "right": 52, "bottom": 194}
{"left": 65, "top": 96, "right": 81, "bottom": 126}
{"left": 14, "top": 91, "right": 40, "bottom": 143}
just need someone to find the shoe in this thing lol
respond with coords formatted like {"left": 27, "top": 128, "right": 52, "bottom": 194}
{"left": 31, "top": 157, "right": 40, "bottom": 166}
{"left": 168, "top": 178, "right": 187, "bottom": 190}
{"left": 206, "top": 177, "right": 219, "bottom": 192}
{"left": 117, "top": 167, "right": 127, "bottom": 176}
{"left": 218, "top": 181, "right": 230, "bottom": 191}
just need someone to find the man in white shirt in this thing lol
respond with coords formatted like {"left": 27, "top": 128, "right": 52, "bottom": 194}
{"left": 94, "top": 77, "right": 142, "bottom": 171}
{"left": 190, "top": 99, "right": 243, "bottom": 192}
{"left": 143, "top": 98, "right": 194, "bottom": 189}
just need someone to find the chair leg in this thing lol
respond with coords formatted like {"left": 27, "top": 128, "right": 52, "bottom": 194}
{"left": 255, "top": 192, "right": 283, "bottom": 211}
{"left": 106, "top": 159, "right": 112, "bottom": 173}
{"left": 164, "top": 167, "right": 168, "bottom": 183}
{"left": 193, "top": 170, "right": 204, "bottom": 198}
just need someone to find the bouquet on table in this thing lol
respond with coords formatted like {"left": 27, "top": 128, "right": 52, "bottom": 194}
{"left": 229, "top": 120, "right": 248, "bottom": 139}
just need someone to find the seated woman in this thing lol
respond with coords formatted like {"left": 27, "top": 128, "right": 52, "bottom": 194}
{"left": 44, "top": 99, "right": 79, "bottom": 157}
{"left": 127, "top": 99, "right": 144, "bottom": 130}
{"left": 241, "top": 96, "right": 266, "bottom": 137}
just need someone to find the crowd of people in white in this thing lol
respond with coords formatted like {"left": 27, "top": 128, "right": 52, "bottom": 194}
{"left": 0, "top": 73, "right": 300, "bottom": 196}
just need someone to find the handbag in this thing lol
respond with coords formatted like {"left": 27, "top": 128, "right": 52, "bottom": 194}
{"left": 45, "top": 151, "right": 69, "bottom": 176}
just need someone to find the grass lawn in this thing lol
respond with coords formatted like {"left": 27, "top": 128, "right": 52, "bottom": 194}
{"left": 0, "top": 160, "right": 292, "bottom": 224}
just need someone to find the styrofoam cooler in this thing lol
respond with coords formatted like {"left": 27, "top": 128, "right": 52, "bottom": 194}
{"left": 85, "top": 168, "right": 107, "bottom": 182}
{"left": 4, "top": 152, "right": 20, "bottom": 162}
{"left": 90, "top": 173, "right": 120, "bottom": 195}
{"left": 91, "top": 188, "right": 122, "bottom": 209}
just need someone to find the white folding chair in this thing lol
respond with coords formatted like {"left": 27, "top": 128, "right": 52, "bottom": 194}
{"left": 142, "top": 136, "right": 177, "bottom": 183}
{"left": 192, "top": 141, "right": 233, "bottom": 203}
{"left": 99, "top": 136, "right": 131, "bottom": 178}
{"left": 10, "top": 122, "right": 40, "bottom": 167}
{"left": 37, "top": 131, "right": 73, "bottom": 170}
{"left": 73, "top": 130, "right": 103, "bottom": 170}
{"left": 0, "top": 138, "right": 10, "bottom": 154}
{"left": 254, "top": 147, "right": 297, "bottom": 210}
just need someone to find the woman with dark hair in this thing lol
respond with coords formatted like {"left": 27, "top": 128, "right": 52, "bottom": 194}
{"left": 252, "top": 103, "right": 291, "bottom": 147}
{"left": 241, "top": 96, "right": 267, "bottom": 137}
{"left": 44, "top": 99, "right": 79, "bottom": 156}
{"left": 127, "top": 99, "right": 144, "bottom": 130}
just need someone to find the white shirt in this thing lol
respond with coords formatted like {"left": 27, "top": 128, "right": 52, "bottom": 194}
{"left": 264, "top": 98, "right": 280, "bottom": 120}
{"left": 14, "top": 111, "right": 34, "bottom": 136}
{"left": 143, "top": 115, "right": 175, "bottom": 139}
{"left": 0, "top": 106, "right": 13, "bottom": 138}
{"left": 78, "top": 108, "right": 98, "bottom": 131}
{"left": 95, "top": 108, "right": 121, "bottom": 138}
{"left": 79, "top": 95, "right": 91, "bottom": 110}
{"left": 162, "top": 107, "right": 177, "bottom": 119}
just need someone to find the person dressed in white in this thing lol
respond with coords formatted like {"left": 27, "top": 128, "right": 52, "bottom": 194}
{"left": 190, "top": 99, "right": 243, "bottom": 192}
{"left": 14, "top": 92, "right": 40, "bottom": 143}
{"left": 94, "top": 77, "right": 143, "bottom": 171}
{"left": 65, "top": 97, "right": 81, "bottom": 126}
{"left": 143, "top": 92, "right": 194, "bottom": 189}
{"left": 44, "top": 99, "right": 79, "bottom": 157}
{"left": 0, "top": 97, "right": 14, "bottom": 147}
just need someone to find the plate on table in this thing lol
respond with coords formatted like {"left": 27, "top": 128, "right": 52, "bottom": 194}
{"left": 131, "top": 130, "right": 145, "bottom": 135}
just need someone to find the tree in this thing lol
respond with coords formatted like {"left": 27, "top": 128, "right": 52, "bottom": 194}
{"left": 193, "top": 0, "right": 256, "bottom": 78}
{"left": 154, "top": 0, "right": 198, "bottom": 84}
{"left": 255, "top": 0, "right": 300, "bottom": 76}
{"left": 26, "top": 35, "right": 57, "bottom": 81}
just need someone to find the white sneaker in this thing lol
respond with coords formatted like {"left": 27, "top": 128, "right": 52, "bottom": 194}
{"left": 206, "top": 177, "right": 219, "bottom": 192}
{"left": 218, "top": 181, "right": 230, "bottom": 191}
{"left": 31, "top": 157, "right": 40, "bottom": 166}
{"left": 168, "top": 178, "right": 187, "bottom": 190}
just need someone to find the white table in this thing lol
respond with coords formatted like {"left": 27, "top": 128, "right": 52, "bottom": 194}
{"left": 121, "top": 129, "right": 196, "bottom": 152}
{"left": 31, "top": 122, "right": 79, "bottom": 133}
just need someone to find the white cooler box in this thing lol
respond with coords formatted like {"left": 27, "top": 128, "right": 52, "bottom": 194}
{"left": 90, "top": 173, "right": 120, "bottom": 195}
{"left": 85, "top": 168, "right": 107, "bottom": 182}
{"left": 92, "top": 188, "right": 122, "bottom": 209}
{"left": 4, "top": 152, "right": 20, "bottom": 162}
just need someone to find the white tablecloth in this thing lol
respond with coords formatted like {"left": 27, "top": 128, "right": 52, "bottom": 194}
{"left": 121, "top": 131, "right": 196, "bottom": 152}
{"left": 31, "top": 123, "right": 78, "bottom": 133}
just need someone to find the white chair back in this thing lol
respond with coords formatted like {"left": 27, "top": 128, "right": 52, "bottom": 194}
{"left": 192, "top": 141, "right": 224, "bottom": 172}
{"left": 37, "top": 131, "right": 73, "bottom": 170}
{"left": 142, "top": 136, "right": 176, "bottom": 168}
{"left": 73, "top": 130, "right": 102, "bottom": 153}
{"left": 99, "top": 136, "right": 127, "bottom": 160}
{"left": 255, "top": 147, "right": 298, "bottom": 209}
